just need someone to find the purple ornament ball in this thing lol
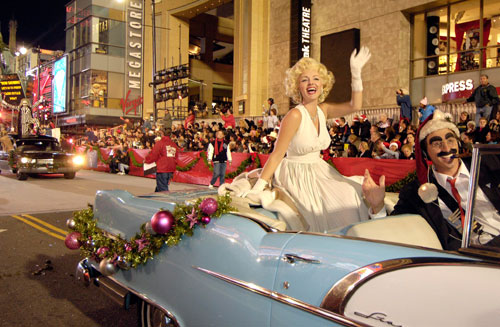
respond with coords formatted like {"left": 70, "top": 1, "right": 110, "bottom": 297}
{"left": 201, "top": 216, "right": 211, "bottom": 224}
{"left": 200, "top": 198, "right": 218, "bottom": 215}
{"left": 65, "top": 232, "right": 82, "bottom": 250}
{"left": 151, "top": 210, "right": 175, "bottom": 234}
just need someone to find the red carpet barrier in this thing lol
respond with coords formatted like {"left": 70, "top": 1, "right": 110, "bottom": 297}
{"left": 76, "top": 147, "right": 415, "bottom": 187}
{"left": 332, "top": 158, "right": 416, "bottom": 186}
{"left": 174, "top": 152, "right": 254, "bottom": 186}
{"left": 96, "top": 148, "right": 112, "bottom": 172}
{"left": 128, "top": 149, "right": 155, "bottom": 178}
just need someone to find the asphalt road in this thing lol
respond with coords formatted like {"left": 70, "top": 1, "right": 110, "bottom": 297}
{"left": 0, "top": 170, "right": 202, "bottom": 326}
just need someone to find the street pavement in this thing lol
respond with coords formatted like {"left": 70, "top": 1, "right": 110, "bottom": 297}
{"left": 0, "top": 169, "right": 202, "bottom": 215}
{"left": 0, "top": 169, "right": 202, "bottom": 326}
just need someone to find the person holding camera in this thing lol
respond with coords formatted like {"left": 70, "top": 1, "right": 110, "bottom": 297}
{"left": 396, "top": 88, "right": 412, "bottom": 122}
{"left": 220, "top": 107, "right": 236, "bottom": 129}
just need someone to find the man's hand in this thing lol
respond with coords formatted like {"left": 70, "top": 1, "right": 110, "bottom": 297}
{"left": 362, "top": 169, "right": 386, "bottom": 214}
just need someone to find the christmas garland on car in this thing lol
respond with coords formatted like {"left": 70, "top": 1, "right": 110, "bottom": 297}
{"left": 65, "top": 194, "right": 234, "bottom": 275}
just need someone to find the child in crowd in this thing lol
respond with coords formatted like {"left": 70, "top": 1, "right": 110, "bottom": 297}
{"left": 475, "top": 117, "right": 490, "bottom": 143}
{"left": 456, "top": 111, "right": 470, "bottom": 134}
{"left": 401, "top": 144, "right": 415, "bottom": 160}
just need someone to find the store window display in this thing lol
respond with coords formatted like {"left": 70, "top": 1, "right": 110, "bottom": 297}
{"left": 411, "top": 0, "right": 500, "bottom": 76}
{"left": 90, "top": 71, "right": 108, "bottom": 108}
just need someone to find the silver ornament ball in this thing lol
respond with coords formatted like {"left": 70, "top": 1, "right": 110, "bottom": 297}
{"left": 145, "top": 221, "right": 155, "bottom": 234}
{"left": 99, "top": 258, "right": 117, "bottom": 276}
{"left": 66, "top": 218, "right": 76, "bottom": 230}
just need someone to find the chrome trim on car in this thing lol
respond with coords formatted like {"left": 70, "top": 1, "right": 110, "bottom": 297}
{"left": 193, "top": 266, "right": 369, "bottom": 327}
{"left": 320, "top": 257, "right": 500, "bottom": 315}
{"left": 283, "top": 253, "right": 321, "bottom": 264}
{"left": 228, "top": 211, "right": 279, "bottom": 233}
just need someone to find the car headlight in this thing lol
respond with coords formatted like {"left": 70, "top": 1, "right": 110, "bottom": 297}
{"left": 72, "top": 155, "right": 84, "bottom": 166}
{"left": 20, "top": 157, "right": 29, "bottom": 164}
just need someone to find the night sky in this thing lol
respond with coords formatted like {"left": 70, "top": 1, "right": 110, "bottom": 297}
{"left": 1, "top": 0, "right": 69, "bottom": 51}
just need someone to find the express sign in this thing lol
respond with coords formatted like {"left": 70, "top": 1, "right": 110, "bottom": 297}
{"left": 441, "top": 79, "right": 474, "bottom": 102}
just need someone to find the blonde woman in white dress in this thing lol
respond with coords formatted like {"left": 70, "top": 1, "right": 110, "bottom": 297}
{"left": 246, "top": 48, "right": 371, "bottom": 232}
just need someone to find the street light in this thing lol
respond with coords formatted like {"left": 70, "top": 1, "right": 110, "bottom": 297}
{"left": 19, "top": 47, "right": 27, "bottom": 55}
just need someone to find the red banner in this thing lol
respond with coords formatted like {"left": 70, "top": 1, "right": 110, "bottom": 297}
{"left": 75, "top": 147, "right": 415, "bottom": 187}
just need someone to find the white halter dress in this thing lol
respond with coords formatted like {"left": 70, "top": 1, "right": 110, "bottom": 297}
{"left": 274, "top": 104, "right": 368, "bottom": 232}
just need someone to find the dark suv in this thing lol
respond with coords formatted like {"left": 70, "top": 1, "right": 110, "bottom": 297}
{"left": 0, "top": 135, "right": 84, "bottom": 180}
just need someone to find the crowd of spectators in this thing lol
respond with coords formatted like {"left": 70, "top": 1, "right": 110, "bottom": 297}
{"left": 70, "top": 103, "right": 500, "bottom": 176}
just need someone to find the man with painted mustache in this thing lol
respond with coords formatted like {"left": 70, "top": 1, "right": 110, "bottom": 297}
{"left": 362, "top": 110, "right": 500, "bottom": 250}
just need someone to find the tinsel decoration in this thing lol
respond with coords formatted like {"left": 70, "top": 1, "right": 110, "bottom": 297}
{"left": 70, "top": 194, "right": 234, "bottom": 269}
{"left": 385, "top": 170, "right": 417, "bottom": 193}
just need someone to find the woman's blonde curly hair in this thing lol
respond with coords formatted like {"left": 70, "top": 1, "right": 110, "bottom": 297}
{"left": 284, "top": 57, "right": 335, "bottom": 104}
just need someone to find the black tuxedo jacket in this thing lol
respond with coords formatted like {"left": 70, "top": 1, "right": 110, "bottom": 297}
{"left": 391, "top": 156, "right": 500, "bottom": 250}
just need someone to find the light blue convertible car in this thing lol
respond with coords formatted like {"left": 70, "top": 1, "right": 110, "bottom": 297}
{"left": 75, "top": 146, "right": 500, "bottom": 327}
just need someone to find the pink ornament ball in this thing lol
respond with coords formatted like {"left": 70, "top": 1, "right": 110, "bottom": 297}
{"left": 124, "top": 243, "right": 133, "bottom": 252}
{"left": 200, "top": 198, "right": 218, "bottom": 215}
{"left": 151, "top": 210, "right": 175, "bottom": 234}
{"left": 96, "top": 247, "right": 109, "bottom": 257}
{"left": 65, "top": 232, "right": 82, "bottom": 250}
{"left": 201, "top": 216, "right": 211, "bottom": 224}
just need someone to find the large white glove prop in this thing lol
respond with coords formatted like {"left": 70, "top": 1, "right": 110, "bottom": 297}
{"left": 350, "top": 46, "right": 371, "bottom": 92}
{"left": 242, "top": 178, "right": 269, "bottom": 203}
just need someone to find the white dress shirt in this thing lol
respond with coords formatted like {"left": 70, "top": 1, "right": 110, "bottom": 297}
{"left": 369, "top": 160, "right": 500, "bottom": 245}
{"left": 433, "top": 161, "right": 500, "bottom": 244}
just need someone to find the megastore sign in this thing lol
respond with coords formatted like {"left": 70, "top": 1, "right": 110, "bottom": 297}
{"left": 124, "top": 0, "right": 144, "bottom": 117}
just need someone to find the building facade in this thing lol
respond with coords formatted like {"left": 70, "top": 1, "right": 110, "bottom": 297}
{"left": 63, "top": 0, "right": 146, "bottom": 126}
{"left": 60, "top": 0, "right": 500, "bottom": 125}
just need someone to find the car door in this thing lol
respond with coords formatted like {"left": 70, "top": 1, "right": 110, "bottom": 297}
{"left": 269, "top": 232, "right": 472, "bottom": 327}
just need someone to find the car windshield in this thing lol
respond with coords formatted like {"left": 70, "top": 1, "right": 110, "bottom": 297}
{"left": 17, "top": 140, "right": 62, "bottom": 152}
{"left": 461, "top": 144, "right": 500, "bottom": 256}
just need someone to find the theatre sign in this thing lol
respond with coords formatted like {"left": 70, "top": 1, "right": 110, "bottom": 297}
{"left": 124, "top": 0, "right": 144, "bottom": 117}
{"left": 291, "top": 0, "right": 312, "bottom": 63}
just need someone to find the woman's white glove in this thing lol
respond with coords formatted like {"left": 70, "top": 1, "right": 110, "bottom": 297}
{"left": 350, "top": 46, "right": 371, "bottom": 92}
{"left": 242, "top": 178, "right": 268, "bottom": 203}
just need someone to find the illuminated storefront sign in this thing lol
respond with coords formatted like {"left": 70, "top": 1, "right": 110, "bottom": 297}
{"left": 0, "top": 75, "right": 24, "bottom": 106}
{"left": 34, "top": 66, "right": 53, "bottom": 111}
{"left": 441, "top": 79, "right": 474, "bottom": 102}
{"left": 120, "top": 90, "right": 143, "bottom": 115}
{"left": 53, "top": 57, "right": 68, "bottom": 113}
{"left": 125, "top": 0, "right": 144, "bottom": 117}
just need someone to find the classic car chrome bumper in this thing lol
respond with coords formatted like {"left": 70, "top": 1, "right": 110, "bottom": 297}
{"left": 76, "top": 259, "right": 181, "bottom": 325}
{"left": 18, "top": 166, "right": 78, "bottom": 173}
{"left": 76, "top": 259, "right": 134, "bottom": 309}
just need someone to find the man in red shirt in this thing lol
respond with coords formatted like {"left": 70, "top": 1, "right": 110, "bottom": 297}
{"left": 145, "top": 128, "right": 179, "bottom": 192}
